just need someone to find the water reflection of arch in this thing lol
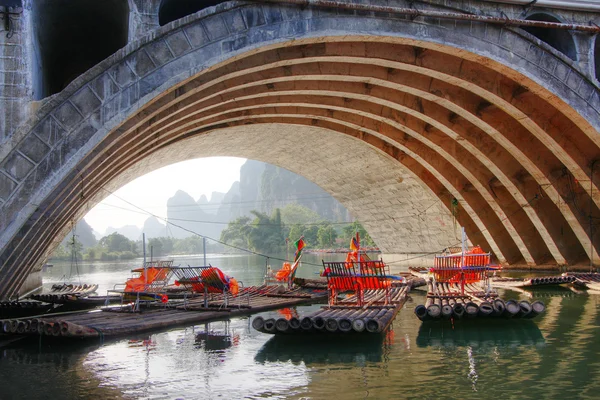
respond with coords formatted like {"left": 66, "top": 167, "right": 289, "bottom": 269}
{"left": 524, "top": 291, "right": 592, "bottom": 396}
{"left": 533, "top": 293, "right": 564, "bottom": 332}
{"left": 255, "top": 334, "right": 386, "bottom": 365}
{"left": 415, "top": 320, "right": 545, "bottom": 349}
{"left": 534, "top": 292, "right": 600, "bottom": 397}
{"left": 0, "top": 340, "right": 119, "bottom": 398}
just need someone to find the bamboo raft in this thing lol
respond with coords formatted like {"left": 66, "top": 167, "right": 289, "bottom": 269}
{"left": 490, "top": 275, "right": 576, "bottom": 289}
{"left": 0, "top": 301, "right": 56, "bottom": 319}
{"left": 1, "top": 284, "right": 101, "bottom": 318}
{"left": 563, "top": 272, "right": 600, "bottom": 291}
{"left": 29, "top": 283, "right": 99, "bottom": 303}
{"left": 0, "top": 285, "right": 327, "bottom": 339}
{"left": 414, "top": 280, "right": 545, "bottom": 321}
{"left": 410, "top": 266, "right": 576, "bottom": 291}
{"left": 252, "top": 285, "right": 410, "bottom": 335}
{"left": 252, "top": 253, "right": 413, "bottom": 336}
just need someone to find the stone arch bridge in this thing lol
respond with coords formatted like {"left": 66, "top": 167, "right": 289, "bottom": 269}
{"left": 0, "top": 0, "right": 600, "bottom": 299}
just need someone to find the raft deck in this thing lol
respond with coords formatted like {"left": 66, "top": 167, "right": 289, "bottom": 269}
{"left": 563, "top": 272, "right": 600, "bottom": 291}
{"left": 0, "top": 285, "right": 327, "bottom": 339}
{"left": 409, "top": 266, "right": 575, "bottom": 292}
{"left": 490, "top": 275, "right": 576, "bottom": 289}
{"left": 252, "top": 285, "right": 410, "bottom": 335}
{"left": 414, "top": 280, "right": 545, "bottom": 321}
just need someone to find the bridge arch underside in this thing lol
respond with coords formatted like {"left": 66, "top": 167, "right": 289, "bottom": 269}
{"left": 2, "top": 25, "right": 600, "bottom": 298}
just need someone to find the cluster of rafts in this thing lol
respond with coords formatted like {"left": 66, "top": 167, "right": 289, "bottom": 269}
{"left": 8, "top": 234, "right": 598, "bottom": 341}
{"left": 29, "top": 283, "right": 99, "bottom": 304}
{"left": 252, "top": 234, "right": 409, "bottom": 335}
{"left": 413, "top": 282, "right": 546, "bottom": 321}
{"left": 412, "top": 247, "right": 546, "bottom": 322}
{"left": 0, "top": 318, "right": 78, "bottom": 337}
{"left": 252, "top": 239, "right": 549, "bottom": 336}
{"left": 0, "top": 260, "right": 244, "bottom": 322}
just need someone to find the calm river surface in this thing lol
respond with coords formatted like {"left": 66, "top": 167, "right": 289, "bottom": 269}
{"left": 1, "top": 253, "right": 599, "bottom": 399}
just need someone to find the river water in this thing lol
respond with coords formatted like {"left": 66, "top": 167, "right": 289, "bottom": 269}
{"left": 1, "top": 253, "right": 598, "bottom": 399}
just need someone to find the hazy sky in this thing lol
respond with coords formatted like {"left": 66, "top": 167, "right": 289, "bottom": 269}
{"left": 84, "top": 157, "right": 247, "bottom": 234}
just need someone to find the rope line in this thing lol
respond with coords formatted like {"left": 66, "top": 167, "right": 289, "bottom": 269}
{"left": 100, "top": 187, "right": 324, "bottom": 267}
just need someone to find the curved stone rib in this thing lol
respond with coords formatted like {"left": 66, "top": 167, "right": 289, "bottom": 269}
{"left": 162, "top": 97, "right": 533, "bottom": 263}
{"left": 131, "top": 70, "right": 572, "bottom": 264}
{"left": 0, "top": 124, "right": 478, "bottom": 297}
{"left": 120, "top": 47, "right": 592, "bottom": 262}
{"left": 121, "top": 47, "right": 600, "bottom": 211}
{"left": 163, "top": 73, "right": 596, "bottom": 262}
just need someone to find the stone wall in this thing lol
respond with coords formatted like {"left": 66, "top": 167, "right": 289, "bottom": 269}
{"left": 2, "top": 0, "right": 599, "bottom": 146}
{"left": 0, "top": 4, "right": 32, "bottom": 144}
{"left": 129, "top": 0, "right": 161, "bottom": 41}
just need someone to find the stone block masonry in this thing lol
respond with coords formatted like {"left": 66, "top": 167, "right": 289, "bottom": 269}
{"left": 0, "top": 6, "right": 32, "bottom": 144}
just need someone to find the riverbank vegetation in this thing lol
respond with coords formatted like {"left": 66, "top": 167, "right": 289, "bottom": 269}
{"left": 50, "top": 205, "right": 375, "bottom": 261}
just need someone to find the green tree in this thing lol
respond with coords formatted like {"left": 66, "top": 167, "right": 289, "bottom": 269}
{"left": 317, "top": 224, "right": 337, "bottom": 248}
{"left": 99, "top": 233, "right": 135, "bottom": 253}
{"left": 159, "top": 237, "right": 174, "bottom": 255}
{"left": 302, "top": 225, "right": 320, "bottom": 248}
{"left": 246, "top": 209, "right": 286, "bottom": 254}
{"left": 174, "top": 236, "right": 205, "bottom": 255}
{"left": 341, "top": 222, "right": 376, "bottom": 247}
{"left": 220, "top": 216, "right": 252, "bottom": 249}
{"left": 147, "top": 237, "right": 165, "bottom": 256}
{"left": 287, "top": 224, "right": 306, "bottom": 249}
{"left": 280, "top": 204, "right": 322, "bottom": 225}
{"left": 85, "top": 248, "right": 96, "bottom": 260}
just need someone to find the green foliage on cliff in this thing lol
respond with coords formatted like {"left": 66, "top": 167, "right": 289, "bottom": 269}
{"left": 341, "top": 221, "right": 376, "bottom": 247}
{"left": 220, "top": 209, "right": 286, "bottom": 254}
{"left": 219, "top": 204, "right": 372, "bottom": 253}
{"left": 50, "top": 232, "right": 138, "bottom": 262}
{"left": 49, "top": 235, "right": 84, "bottom": 261}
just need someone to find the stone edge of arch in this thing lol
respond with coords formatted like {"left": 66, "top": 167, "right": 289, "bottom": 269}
{"left": 2, "top": 0, "right": 599, "bottom": 161}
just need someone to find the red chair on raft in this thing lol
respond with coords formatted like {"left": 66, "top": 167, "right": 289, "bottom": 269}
{"left": 122, "top": 260, "right": 174, "bottom": 302}
{"left": 321, "top": 258, "right": 397, "bottom": 307}
{"left": 172, "top": 265, "right": 239, "bottom": 297}
{"left": 430, "top": 246, "right": 495, "bottom": 293}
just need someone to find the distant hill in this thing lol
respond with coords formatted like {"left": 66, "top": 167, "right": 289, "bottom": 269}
{"left": 156, "top": 160, "right": 350, "bottom": 239}
{"left": 104, "top": 225, "right": 142, "bottom": 241}
{"left": 213, "top": 160, "right": 349, "bottom": 222}
{"left": 142, "top": 216, "right": 167, "bottom": 238}
{"left": 259, "top": 164, "right": 350, "bottom": 221}
{"left": 80, "top": 159, "right": 351, "bottom": 242}
{"left": 166, "top": 190, "right": 223, "bottom": 239}
{"left": 60, "top": 219, "right": 97, "bottom": 247}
